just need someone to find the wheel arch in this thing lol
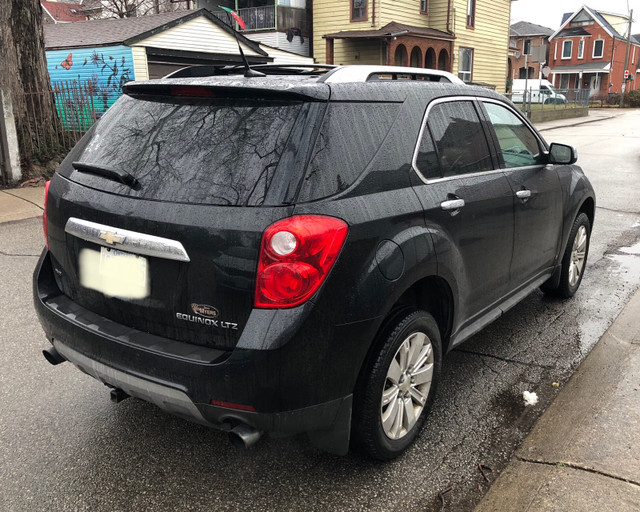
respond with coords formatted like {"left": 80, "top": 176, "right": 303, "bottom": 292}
{"left": 353, "top": 274, "right": 455, "bottom": 396}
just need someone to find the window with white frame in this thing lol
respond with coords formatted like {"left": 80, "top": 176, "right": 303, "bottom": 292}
{"left": 593, "top": 39, "right": 604, "bottom": 58}
{"left": 458, "top": 47, "right": 473, "bottom": 83}
{"left": 578, "top": 39, "right": 584, "bottom": 59}
{"left": 562, "top": 40, "right": 573, "bottom": 59}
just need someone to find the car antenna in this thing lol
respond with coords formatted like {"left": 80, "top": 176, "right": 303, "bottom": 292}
{"left": 219, "top": 6, "right": 265, "bottom": 78}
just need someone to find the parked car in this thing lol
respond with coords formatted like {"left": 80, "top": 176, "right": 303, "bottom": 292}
{"left": 511, "top": 78, "right": 568, "bottom": 104}
{"left": 34, "top": 64, "right": 595, "bottom": 460}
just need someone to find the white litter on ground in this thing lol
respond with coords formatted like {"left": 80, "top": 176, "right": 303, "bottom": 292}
{"left": 522, "top": 391, "right": 539, "bottom": 406}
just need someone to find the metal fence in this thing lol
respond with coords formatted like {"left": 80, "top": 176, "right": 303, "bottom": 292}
{"left": 504, "top": 88, "right": 590, "bottom": 117}
{"left": 15, "top": 80, "right": 99, "bottom": 163}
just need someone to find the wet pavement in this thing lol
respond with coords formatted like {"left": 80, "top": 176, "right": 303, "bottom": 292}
{"left": 1, "top": 110, "right": 640, "bottom": 511}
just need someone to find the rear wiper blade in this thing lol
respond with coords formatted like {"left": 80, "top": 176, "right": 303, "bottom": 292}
{"left": 72, "top": 161, "right": 140, "bottom": 189}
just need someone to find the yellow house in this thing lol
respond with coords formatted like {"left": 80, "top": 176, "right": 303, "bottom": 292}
{"left": 315, "top": 0, "right": 513, "bottom": 92}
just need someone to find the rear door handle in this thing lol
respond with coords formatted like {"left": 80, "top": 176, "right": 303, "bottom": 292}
{"left": 516, "top": 189, "right": 532, "bottom": 201}
{"left": 440, "top": 199, "right": 465, "bottom": 211}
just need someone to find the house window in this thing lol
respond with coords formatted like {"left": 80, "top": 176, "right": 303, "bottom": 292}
{"left": 593, "top": 39, "right": 604, "bottom": 58}
{"left": 467, "top": 0, "right": 475, "bottom": 28}
{"left": 458, "top": 47, "right": 473, "bottom": 83}
{"left": 578, "top": 39, "right": 584, "bottom": 59}
{"left": 560, "top": 75, "right": 569, "bottom": 89}
{"left": 562, "top": 40, "right": 572, "bottom": 59}
{"left": 351, "top": 0, "right": 367, "bottom": 21}
{"left": 421, "top": 0, "right": 428, "bottom": 14}
{"left": 523, "top": 39, "right": 532, "bottom": 55}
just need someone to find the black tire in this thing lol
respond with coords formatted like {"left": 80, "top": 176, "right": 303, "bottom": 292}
{"left": 351, "top": 310, "right": 442, "bottom": 460}
{"left": 544, "top": 212, "right": 591, "bottom": 298}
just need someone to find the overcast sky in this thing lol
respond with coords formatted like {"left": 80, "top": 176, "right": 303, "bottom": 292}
{"left": 510, "top": 0, "right": 639, "bottom": 35}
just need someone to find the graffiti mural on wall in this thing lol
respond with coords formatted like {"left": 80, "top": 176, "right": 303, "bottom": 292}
{"left": 46, "top": 45, "right": 135, "bottom": 131}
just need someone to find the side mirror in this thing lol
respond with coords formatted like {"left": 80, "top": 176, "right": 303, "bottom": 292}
{"left": 548, "top": 143, "right": 577, "bottom": 165}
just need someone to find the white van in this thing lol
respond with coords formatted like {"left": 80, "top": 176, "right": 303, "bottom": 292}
{"left": 510, "top": 79, "right": 567, "bottom": 104}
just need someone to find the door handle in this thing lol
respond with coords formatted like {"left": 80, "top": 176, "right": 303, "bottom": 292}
{"left": 440, "top": 199, "right": 465, "bottom": 211}
{"left": 516, "top": 189, "right": 532, "bottom": 201}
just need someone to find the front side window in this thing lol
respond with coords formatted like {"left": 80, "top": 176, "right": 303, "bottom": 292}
{"left": 458, "top": 47, "right": 473, "bottom": 83}
{"left": 351, "top": 0, "right": 367, "bottom": 21}
{"left": 562, "top": 40, "right": 573, "bottom": 59}
{"left": 523, "top": 39, "right": 532, "bottom": 55}
{"left": 578, "top": 39, "right": 584, "bottom": 59}
{"left": 467, "top": 0, "right": 475, "bottom": 27}
{"left": 593, "top": 39, "right": 604, "bottom": 58}
{"left": 483, "top": 102, "right": 543, "bottom": 168}
{"left": 424, "top": 101, "right": 493, "bottom": 178}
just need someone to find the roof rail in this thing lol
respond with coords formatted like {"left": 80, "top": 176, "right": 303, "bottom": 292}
{"left": 165, "top": 64, "right": 336, "bottom": 79}
{"left": 163, "top": 64, "right": 466, "bottom": 85}
{"left": 320, "top": 65, "right": 466, "bottom": 85}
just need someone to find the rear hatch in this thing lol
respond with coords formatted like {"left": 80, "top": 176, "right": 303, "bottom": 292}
{"left": 47, "top": 83, "right": 327, "bottom": 350}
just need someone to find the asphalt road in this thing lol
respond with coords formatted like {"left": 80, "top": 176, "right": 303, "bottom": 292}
{"left": 1, "top": 110, "right": 640, "bottom": 512}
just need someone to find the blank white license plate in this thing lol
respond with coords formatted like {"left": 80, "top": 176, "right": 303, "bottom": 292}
{"left": 79, "top": 247, "right": 149, "bottom": 299}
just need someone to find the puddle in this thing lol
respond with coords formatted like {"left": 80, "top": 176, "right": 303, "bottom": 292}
{"left": 619, "top": 241, "right": 640, "bottom": 255}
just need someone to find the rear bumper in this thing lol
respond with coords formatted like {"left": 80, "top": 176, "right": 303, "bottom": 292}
{"left": 33, "top": 250, "right": 365, "bottom": 454}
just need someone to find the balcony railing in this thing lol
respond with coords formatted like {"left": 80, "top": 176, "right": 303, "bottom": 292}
{"left": 212, "top": 6, "right": 276, "bottom": 32}
{"left": 238, "top": 5, "right": 276, "bottom": 31}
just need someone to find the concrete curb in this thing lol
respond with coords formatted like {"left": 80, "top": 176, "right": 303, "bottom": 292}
{"left": 475, "top": 286, "right": 640, "bottom": 511}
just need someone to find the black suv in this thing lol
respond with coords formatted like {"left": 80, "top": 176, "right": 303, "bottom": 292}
{"left": 34, "top": 65, "right": 595, "bottom": 460}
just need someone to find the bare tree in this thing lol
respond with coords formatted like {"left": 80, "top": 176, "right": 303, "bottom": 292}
{"left": 98, "top": 0, "right": 191, "bottom": 19}
{"left": 0, "top": 0, "right": 62, "bottom": 171}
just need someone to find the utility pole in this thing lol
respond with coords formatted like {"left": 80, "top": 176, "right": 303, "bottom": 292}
{"left": 619, "top": 9, "right": 633, "bottom": 107}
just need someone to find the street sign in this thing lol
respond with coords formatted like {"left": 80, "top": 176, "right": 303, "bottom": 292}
{"left": 624, "top": 70, "right": 630, "bottom": 79}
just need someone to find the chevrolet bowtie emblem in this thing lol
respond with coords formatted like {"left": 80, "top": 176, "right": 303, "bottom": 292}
{"left": 99, "top": 231, "right": 124, "bottom": 245}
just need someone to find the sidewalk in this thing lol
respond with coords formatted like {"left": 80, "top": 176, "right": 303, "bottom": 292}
{"left": 475, "top": 287, "right": 640, "bottom": 511}
{"left": 0, "top": 186, "right": 44, "bottom": 223}
{"left": 534, "top": 107, "right": 627, "bottom": 132}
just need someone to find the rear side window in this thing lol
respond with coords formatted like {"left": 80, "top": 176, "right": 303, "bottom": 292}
{"left": 297, "top": 102, "right": 399, "bottom": 202}
{"left": 422, "top": 101, "right": 493, "bottom": 178}
{"left": 73, "top": 95, "right": 303, "bottom": 206}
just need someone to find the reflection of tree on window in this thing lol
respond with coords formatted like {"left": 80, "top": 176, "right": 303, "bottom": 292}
{"left": 427, "top": 101, "right": 493, "bottom": 177}
{"left": 78, "top": 96, "right": 303, "bottom": 206}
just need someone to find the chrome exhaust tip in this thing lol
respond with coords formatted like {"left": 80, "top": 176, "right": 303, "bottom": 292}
{"left": 228, "top": 424, "right": 263, "bottom": 449}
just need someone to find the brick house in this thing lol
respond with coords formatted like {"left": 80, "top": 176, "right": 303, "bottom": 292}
{"left": 509, "top": 21, "right": 553, "bottom": 80}
{"left": 548, "top": 6, "right": 640, "bottom": 97}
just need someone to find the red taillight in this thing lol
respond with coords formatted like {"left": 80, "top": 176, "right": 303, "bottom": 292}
{"left": 255, "top": 215, "right": 348, "bottom": 308}
{"left": 43, "top": 180, "right": 50, "bottom": 249}
{"left": 169, "top": 86, "right": 215, "bottom": 98}
{"left": 210, "top": 400, "right": 256, "bottom": 412}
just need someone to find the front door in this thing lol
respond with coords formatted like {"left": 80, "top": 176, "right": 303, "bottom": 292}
{"left": 479, "top": 100, "right": 563, "bottom": 287}
{"left": 589, "top": 75, "right": 601, "bottom": 97}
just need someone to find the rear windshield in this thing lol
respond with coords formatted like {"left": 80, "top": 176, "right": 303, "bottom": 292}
{"left": 72, "top": 95, "right": 304, "bottom": 206}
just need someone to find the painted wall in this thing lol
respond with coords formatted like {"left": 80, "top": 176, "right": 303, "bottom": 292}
{"left": 451, "top": 0, "right": 512, "bottom": 92}
{"left": 46, "top": 45, "right": 135, "bottom": 130}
